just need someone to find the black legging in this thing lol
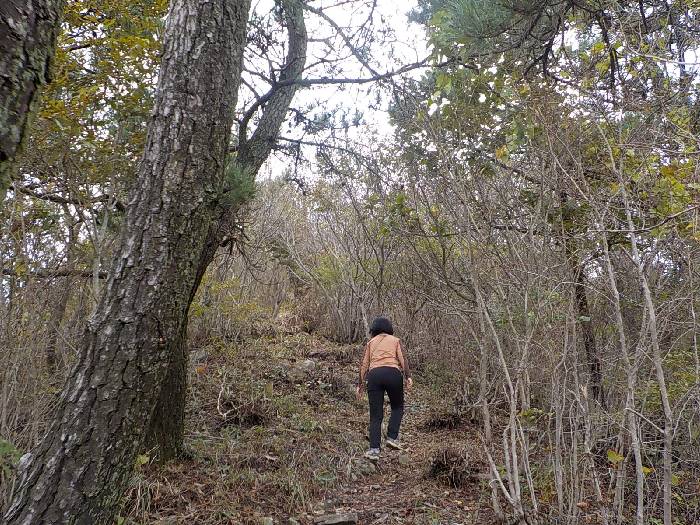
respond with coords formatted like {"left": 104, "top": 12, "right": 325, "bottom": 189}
{"left": 366, "top": 366, "right": 404, "bottom": 449}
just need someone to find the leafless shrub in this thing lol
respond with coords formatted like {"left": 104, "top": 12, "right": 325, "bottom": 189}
{"left": 427, "top": 446, "right": 478, "bottom": 488}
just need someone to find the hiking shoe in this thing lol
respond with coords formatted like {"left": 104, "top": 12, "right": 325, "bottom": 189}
{"left": 364, "top": 448, "right": 380, "bottom": 461}
{"left": 385, "top": 437, "right": 403, "bottom": 450}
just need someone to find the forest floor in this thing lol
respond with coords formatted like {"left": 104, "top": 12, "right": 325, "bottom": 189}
{"left": 122, "top": 330, "right": 496, "bottom": 525}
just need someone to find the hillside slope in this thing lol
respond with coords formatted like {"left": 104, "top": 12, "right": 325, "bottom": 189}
{"left": 121, "top": 332, "right": 493, "bottom": 525}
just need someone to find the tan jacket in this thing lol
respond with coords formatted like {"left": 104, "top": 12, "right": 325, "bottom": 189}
{"left": 358, "top": 334, "right": 411, "bottom": 386}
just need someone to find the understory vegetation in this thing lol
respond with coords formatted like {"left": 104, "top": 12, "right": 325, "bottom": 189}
{"left": 2, "top": 0, "right": 700, "bottom": 524}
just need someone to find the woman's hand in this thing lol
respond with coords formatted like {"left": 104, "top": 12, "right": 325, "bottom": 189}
{"left": 355, "top": 385, "right": 363, "bottom": 400}
{"left": 406, "top": 377, "right": 414, "bottom": 391}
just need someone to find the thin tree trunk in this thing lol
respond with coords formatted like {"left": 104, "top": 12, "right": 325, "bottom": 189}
{"left": 602, "top": 233, "right": 644, "bottom": 525}
{"left": 553, "top": 310, "right": 573, "bottom": 519}
{"left": 562, "top": 228, "right": 603, "bottom": 406}
{"left": 45, "top": 276, "right": 72, "bottom": 375}
{"left": 624, "top": 230, "right": 673, "bottom": 525}
{"left": 45, "top": 210, "right": 77, "bottom": 374}
{"left": 467, "top": 320, "right": 492, "bottom": 443}
{"left": 0, "top": 0, "right": 64, "bottom": 206}
{"left": 599, "top": 125, "right": 674, "bottom": 525}
{"left": 4, "top": 1, "right": 250, "bottom": 522}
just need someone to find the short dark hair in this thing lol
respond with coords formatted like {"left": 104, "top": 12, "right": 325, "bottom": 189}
{"left": 369, "top": 316, "right": 394, "bottom": 337}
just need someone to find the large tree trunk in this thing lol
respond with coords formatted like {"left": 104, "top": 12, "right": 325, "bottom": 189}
{"left": 3, "top": 0, "right": 250, "bottom": 523}
{"left": 145, "top": 223, "right": 223, "bottom": 459}
{"left": 145, "top": 0, "right": 307, "bottom": 460}
{"left": 145, "top": 231, "right": 218, "bottom": 460}
{"left": 0, "top": 0, "right": 63, "bottom": 206}
{"left": 144, "top": 322, "right": 188, "bottom": 460}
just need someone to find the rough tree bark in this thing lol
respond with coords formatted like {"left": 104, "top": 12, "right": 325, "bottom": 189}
{"left": 143, "top": 323, "right": 188, "bottom": 460}
{"left": 3, "top": 0, "right": 250, "bottom": 522}
{"left": 0, "top": 0, "right": 64, "bottom": 207}
{"left": 145, "top": 0, "right": 307, "bottom": 461}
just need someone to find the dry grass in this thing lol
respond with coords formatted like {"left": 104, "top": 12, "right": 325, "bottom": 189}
{"left": 120, "top": 332, "right": 369, "bottom": 524}
{"left": 1, "top": 313, "right": 497, "bottom": 524}
{"left": 422, "top": 410, "right": 466, "bottom": 431}
{"left": 119, "top": 330, "right": 498, "bottom": 524}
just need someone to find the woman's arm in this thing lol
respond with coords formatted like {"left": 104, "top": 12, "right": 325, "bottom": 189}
{"left": 358, "top": 342, "right": 370, "bottom": 388}
{"left": 396, "top": 341, "right": 411, "bottom": 378}
{"left": 397, "top": 341, "right": 413, "bottom": 388}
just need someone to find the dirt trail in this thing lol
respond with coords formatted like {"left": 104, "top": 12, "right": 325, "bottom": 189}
{"left": 307, "top": 387, "right": 496, "bottom": 525}
{"left": 123, "top": 333, "right": 496, "bottom": 525}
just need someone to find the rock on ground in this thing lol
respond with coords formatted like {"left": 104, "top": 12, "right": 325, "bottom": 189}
{"left": 312, "top": 513, "right": 358, "bottom": 525}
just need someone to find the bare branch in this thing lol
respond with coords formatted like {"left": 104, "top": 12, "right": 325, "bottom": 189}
{"left": 11, "top": 184, "right": 125, "bottom": 212}
{"left": 2, "top": 268, "right": 107, "bottom": 279}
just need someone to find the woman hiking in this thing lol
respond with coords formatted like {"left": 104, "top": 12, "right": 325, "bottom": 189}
{"left": 356, "top": 316, "right": 413, "bottom": 461}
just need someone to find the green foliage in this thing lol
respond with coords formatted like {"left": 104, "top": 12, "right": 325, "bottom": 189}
{"left": 0, "top": 437, "right": 21, "bottom": 478}
{"left": 8, "top": 0, "right": 169, "bottom": 282}
{"left": 134, "top": 454, "right": 150, "bottom": 471}
{"left": 428, "top": 1, "right": 524, "bottom": 56}
{"left": 518, "top": 407, "right": 550, "bottom": 424}
{"left": 606, "top": 448, "right": 624, "bottom": 465}
{"left": 640, "top": 347, "right": 699, "bottom": 415}
{"left": 652, "top": 163, "right": 693, "bottom": 218}
{"left": 220, "top": 160, "right": 256, "bottom": 210}
{"left": 313, "top": 254, "right": 346, "bottom": 288}
{"left": 28, "top": 0, "right": 167, "bottom": 189}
